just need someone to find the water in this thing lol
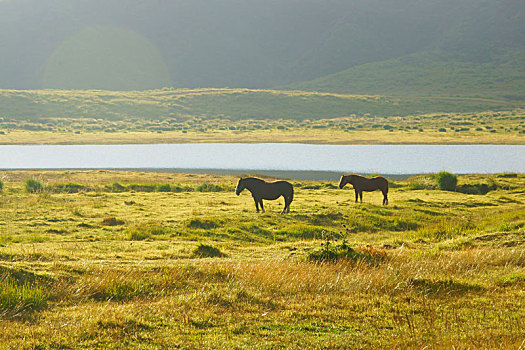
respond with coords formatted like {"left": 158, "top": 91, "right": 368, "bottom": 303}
{"left": 0, "top": 144, "right": 523, "bottom": 176}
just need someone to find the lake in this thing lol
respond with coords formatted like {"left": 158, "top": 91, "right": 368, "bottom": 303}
{"left": 0, "top": 144, "right": 523, "bottom": 179}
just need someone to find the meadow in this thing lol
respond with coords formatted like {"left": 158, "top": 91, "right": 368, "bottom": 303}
{"left": 0, "top": 170, "right": 523, "bottom": 349}
{"left": 1, "top": 89, "right": 524, "bottom": 145}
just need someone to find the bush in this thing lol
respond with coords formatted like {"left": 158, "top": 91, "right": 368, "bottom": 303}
{"left": 48, "top": 182, "right": 87, "bottom": 193}
{"left": 435, "top": 171, "right": 457, "bottom": 191}
{"left": 157, "top": 184, "right": 172, "bottom": 192}
{"left": 192, "top": 244, "right": 227, "bottom": 258}
{"left": 127, "top": 184, "right": 156, "bottom": 192}
{"left": 195, "top": 183, "right": 224, "bottom": 192}
{"left": 100, "top": 217, "right": 125, "bottom": 226}
{"left": 108, "top": 182, "right": 125, "bottom": 192}
{"left": 25, "top": 179, "right": 43, "bottom": 193}
{"left": 456, "top": 183, "right": 495, "bottom": 195}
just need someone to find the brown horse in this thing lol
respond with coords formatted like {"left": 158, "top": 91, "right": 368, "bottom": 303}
{"left": 235, "top": 177, "right": 294, "bottom": 214}
{"left": 339, "top": 174, "right": 389, "bottom": 205}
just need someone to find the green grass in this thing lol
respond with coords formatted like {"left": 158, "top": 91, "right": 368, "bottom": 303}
{"left": 0, "top": 88, "right": 524, "bottom": 145}
{"left": 0, "top": 170, "right": 523, "bottom": 348}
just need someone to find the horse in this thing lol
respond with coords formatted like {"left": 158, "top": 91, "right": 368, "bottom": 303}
{"left": 338, "top": 174, "right": 389, "bottom": 205}
{"left": 235, "top": 177, "right": 294, "bottom": 214}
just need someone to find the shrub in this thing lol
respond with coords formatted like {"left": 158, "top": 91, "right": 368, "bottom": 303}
{"left": 25, "top": 179, "right": 43, "bottom": 193}
{"left": 456, "top": 183, "right": 495, "bottom": 195}
{"left": 195, "top": 183, "right": 224, "bottom": 192}
{"left": 435, "top": 171, "right": 457, "bottom": 191}
{"left": 129, "top": 230, "right": 152, "bottom": 241}
{"left": 192, "top": 244, "right": 227, "bottom": 258}
{"left": 100, "top": 217, "right": 125, "bottom": 226}
{"left": 171, "top": 185, "right": 194, "bottom": 192}
{"left": 127, "top": 184, "right": 156, "bottom": 192}
{"left": 497, "top": 173, "right": 517, "bottom": 178}
{"left": 48, "top": 182, "right": 87, "bottom": 193}
{"left": 108, "top": 182, "right": 125, "bottom": 192}
{"left": 157, "top": 184, "right": 172, "bottom": 192}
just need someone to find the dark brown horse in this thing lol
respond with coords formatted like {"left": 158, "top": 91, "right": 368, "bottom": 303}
{"left": 339, "top": 174, "right": 389, "bottom": 205}
{"left": 235, "top": 177, "right": 294, "bottom": 214}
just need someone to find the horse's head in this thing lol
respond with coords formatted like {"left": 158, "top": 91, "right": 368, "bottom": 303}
{"left": 235, "top": 178, "right": 245, "bottom": 195}
{"left": 338, "top": 175, "right": 349, "bottom": 189}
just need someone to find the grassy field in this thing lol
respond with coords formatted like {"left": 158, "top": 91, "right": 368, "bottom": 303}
{"left": 0, "top": 88, "right": 525, "bottom": 145}
{"left": 0, "top": 170, "right": 523, "bottom": 349}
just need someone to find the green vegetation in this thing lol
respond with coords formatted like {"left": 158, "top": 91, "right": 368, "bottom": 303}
{"left": 0, "top": 89, "right": 524, "bottom": 145}
{"left": 2, "top": 89, "right": 520, "bottom": 122}
{"left": 24, "top": 178, "right": 43, "bottom": 193}
{"left": 287, "top": 51, "right": 525, "bottom": 101}
{"left": 436, "top": 171, "right": 458, "bottom": 191}
{"left": 193, "top": 243, "right": 227, "bottom": 258}
{"left": 0, "top": 278, "right": 48, "bottom": 318}
{"left": 0, "top": 170, "right": 523, "bottom": 348}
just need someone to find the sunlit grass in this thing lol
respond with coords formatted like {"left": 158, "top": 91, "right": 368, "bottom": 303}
{"left": 0, "top": 170, "right": 523, "bottom": 348}
{"left": 1, "top": 88, "right": 524, "bottom": 145}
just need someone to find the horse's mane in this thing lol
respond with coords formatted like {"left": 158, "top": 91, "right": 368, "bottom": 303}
{"left": 242, "top": 177, "right": 266, "bottom": 183}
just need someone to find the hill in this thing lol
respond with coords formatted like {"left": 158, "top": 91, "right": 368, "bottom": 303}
{"left": 285, "top": 51, "right": 525, "bottom": 101}
{"left": 0, "top": 0, "right": 524, "bottom": 97}
{"left": 0, "top": 88, "right": 518, "bottom": 122}
{"left": 1, "top": 88, "right": 524, "bottom": 145}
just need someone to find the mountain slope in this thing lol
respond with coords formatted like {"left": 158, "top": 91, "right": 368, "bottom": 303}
{"left": 0, "top": 0, "right": 523, "bottom": 93}
{"left": 285, "top": 50, "right": 525, "bottom": 100}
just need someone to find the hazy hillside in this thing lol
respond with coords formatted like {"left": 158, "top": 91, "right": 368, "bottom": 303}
{"left": 286, "top": 51, "right": 525, "bottom": 100}
{"left": 1, "top": 0, "right": 524, "bottom": 97}
{"left": 0, "top": 89, "right": 518, "bottom": 123}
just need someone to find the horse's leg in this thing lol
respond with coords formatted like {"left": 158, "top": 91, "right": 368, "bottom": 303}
{"left": 383, "top": 191, "right": 388, "bottom": 205}
{"left": 259, "top": 199, "right": 265, "bottom": 213}
{"left": 359, "top": 191, "right": 363, "bottom": 203}
{"left": 282, "top": 196, "right": 290, "bottom": 214}
{"left": 354, "top": 189, "right": 359, "bottom": 203}
{"left": 253, "top": 196, "right": 260, "bottom": 212}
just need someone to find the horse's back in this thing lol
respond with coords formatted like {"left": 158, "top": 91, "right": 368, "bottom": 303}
{"left": 354, "top": 175, "right": 388, "bottom": 191}
{"left": 261, "top": 180, "right": 293, "bottom": 199}
{"left": 270, "top": 180, "right": 293, "bottom": 193}
{"left": 370, "top": 176, "right": 388, "bottom": 191}
{"left": 272, "top": 180, "right": 293, "bottom": 188}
